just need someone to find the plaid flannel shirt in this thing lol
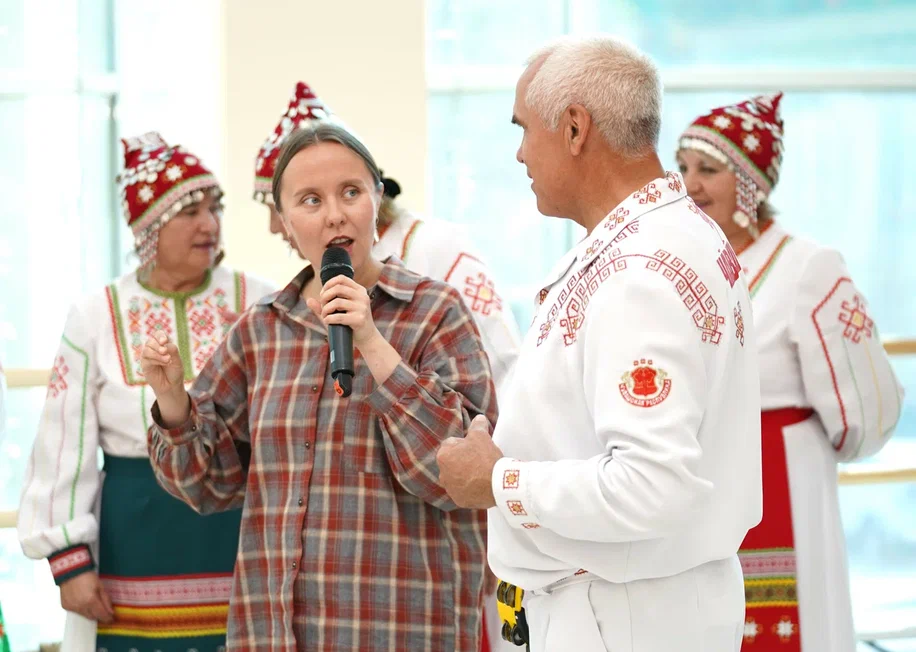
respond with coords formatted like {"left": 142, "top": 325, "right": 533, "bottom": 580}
{"left": 149, "top": 258, "right": 497, "bottom": 651}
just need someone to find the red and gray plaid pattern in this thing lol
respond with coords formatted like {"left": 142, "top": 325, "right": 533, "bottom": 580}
{"left": 149, "top": 257, "right": 496, "bottom": 651}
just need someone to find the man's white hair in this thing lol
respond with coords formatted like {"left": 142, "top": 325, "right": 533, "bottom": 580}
{"left": 525, "top": 35, "right": 662, "bottom": 156}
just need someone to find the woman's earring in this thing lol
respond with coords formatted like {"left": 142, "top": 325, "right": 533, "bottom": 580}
{"left": 373, "top": 227, "right": 380, "bottom": 244}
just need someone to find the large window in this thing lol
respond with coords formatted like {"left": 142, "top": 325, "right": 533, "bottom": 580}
{"left": 0, "top": 1, "right": 119, "bottom": 647}
{"left": 427, "top": 0, "right": 916, "bottom": 644}
{"left": 0, "top": 1, "right": 222, "bottom": 649}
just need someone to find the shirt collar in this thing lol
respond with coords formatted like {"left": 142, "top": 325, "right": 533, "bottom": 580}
{"left": 374, "top": 256, "right": 421, "bottom": 302}
{"left": 261, "top": 256, "right": 421, "bottom": 315}
{"left": 573, "top": 171, "right": 688, "bottom": 269}
{"left": 532, "top": 172, "right": 688, "bottom": 303}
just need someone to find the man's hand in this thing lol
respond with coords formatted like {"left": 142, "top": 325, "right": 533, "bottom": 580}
{"left": 437, "top": 415, "right": 503, "bottom": 509}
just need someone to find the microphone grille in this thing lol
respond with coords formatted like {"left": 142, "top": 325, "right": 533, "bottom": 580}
{"left": 320, "top": 246, "right": 354, "bottom": 284}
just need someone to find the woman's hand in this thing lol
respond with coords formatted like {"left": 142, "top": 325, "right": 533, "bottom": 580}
{"left": 59, "top": 571, "right": 115, "bottom": 624}
{"left": 140, "top": 332, "right": 191, "bottom": 427}
{"left": 307, "top": 275, "right": 381, "bottom": 349}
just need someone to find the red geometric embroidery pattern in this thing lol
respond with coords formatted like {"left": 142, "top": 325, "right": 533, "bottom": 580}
{"left": 503, "top": 470, "right": 520, "bottom": 490}
{"left": 506, "top": 500, "right": 527, "bottom": 516}
{"left": 619, "top": 359, "right": 672, "bottom": 408}
{"left": 812, "top": 277, "right": 853, "bottom": 451}
{"left": 603, "top": 206, "right": 629, "bottom": 231}
{"left": 537, "top": 234, "right": 724, "bottom": 348}
{"left": 189, "top": 308, "right": 217, "bottom": 338}
{"left": 463, "top": 271, "right": 503, "bottom": 316}
{"left": 521, "top": 523, "right": 540, "bottom": 530}
{"left": 644, "top": 250, "right": 725, "bottom": 345}
{"left": 189, "top": 290, "right": 231, "bottom": 373}
{"left": 735, "top": 302, "right": 745, "bottom": 347}
{"left": 717, "top": 243, "right": 741, "bottom": 288}
{"left": 47, "top": 355, "right": 70, "bottom": 399}
{"left": 49, "top": 546, "right": 93, "bottom": 580}
{"left": 584, "top": 239, "right": 605, "bottom": 259}
{"left": 839, "top": 294, "right": 873, "bottom": 343}
{"left": 537, "top": 303, "right": 559, "bottom": 346}
{"left": 632, "top": 181, "right": 662, "bottom": 205}
{"left": 666, "top": 171, "right": 683, "bottom": 193}
{"left": 128, "top": 296, "right": 174, "bottom": 379}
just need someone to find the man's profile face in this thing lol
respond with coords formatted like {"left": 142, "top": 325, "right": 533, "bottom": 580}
{"left": 512, "top": 60, "right": 569, "bottom": 218}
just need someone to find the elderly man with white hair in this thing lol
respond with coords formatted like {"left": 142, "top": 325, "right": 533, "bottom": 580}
{"left": 438, "top": 35, "right": 762, "bottom": 652}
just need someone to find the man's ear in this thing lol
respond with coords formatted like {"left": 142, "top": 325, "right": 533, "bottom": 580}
{"left": 565, "top": 104, "right": 592, "bottom": 156}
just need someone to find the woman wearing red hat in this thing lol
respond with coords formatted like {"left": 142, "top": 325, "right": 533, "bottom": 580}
{"left": 677, "top": 95, "right": 903, "bottom": 652}
{"left": 254, "top": 82, "right": 521, "bottom": 401}
{"left": 17, "top": 132, "right": 274, "bottom": 652}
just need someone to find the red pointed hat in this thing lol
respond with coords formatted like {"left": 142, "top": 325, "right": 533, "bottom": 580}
{"left": 678, "top": 93, "right": 785, "bottom": 231}
{"left": 119, "top": 132, "right": 222, "bottom": 267}
{"left": 254, "top": 81, "right": 351, "bottom": 204}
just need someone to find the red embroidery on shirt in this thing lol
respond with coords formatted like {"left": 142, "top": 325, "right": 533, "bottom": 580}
{"left": 734, "top": 302, "right": 745, "bottom": 347}
{"left": 666, "top": 171, "right": 683, "bottom": 193}
{"left": 503, "top": 470, "right": 520, "bottom": 490}
{"left": 839, "top": 295, "right": 873, "bottom": 342}
{"left": 47, "top": 355, "right": 70, "bottom": 399}
{"left": 716, "top": 243, "right": 742, "bottom": 288}
{"left": 632, "top": 182, "right": 662, "bottom": 205}
{"left": 537, "top": 242, "right": 724, "bottom": 347}
{"left": 619, "top": 359, "right": 672, "bottom": 408}
{"left": 521, "top": 523, "right": 540, "bottom": 530}
{"left": 603, "top": 207, "right": 630, "bottom": 231}
{"left": 584, "top": 239, "right": 605, "bottom": 259}
{"left": 537, "top": 303, "right": 559, "bottom": 346}
{"left": 463, "top": 271, "right": 503, "bottom": 316}
{"left": 506, "top": 500, "right": 527, "bottom": 516}
{"left": 812, "top": 277, "right": 853, "bottom": 451}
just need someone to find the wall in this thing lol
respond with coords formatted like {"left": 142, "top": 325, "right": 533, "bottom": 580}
{"left": 220, "top": 0, "right": 428, "bottom": 285}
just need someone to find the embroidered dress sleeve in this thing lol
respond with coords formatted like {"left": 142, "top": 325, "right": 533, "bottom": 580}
{"left": 789, "top": 247, "right": 904, "bottom": 461}
{"left": 439, "top": 246, "right": 522, "bottom": 396}
{"left": 17, "top": 302, "right": 102, "bottom": 584}
{"left": 368, "top": 285, "right": 498, "bottom": 511}
{"left": 492, "top": 270, "right": 715, "bottom": 541}
{"left": 148, "top": 317, "right": 251, "bottom": 514}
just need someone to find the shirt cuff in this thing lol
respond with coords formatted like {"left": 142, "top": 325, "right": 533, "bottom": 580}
{"left": 151, "top": 398, "right": 203, "bottom": 446}
{"left": 367, "top": 361, "right": 420, "bottom": 414}
{"left": 492, "top": 457, "right": 542, "bottom": 530}
{"left": 49, "top": 544, "right": 95, "bottom": 585}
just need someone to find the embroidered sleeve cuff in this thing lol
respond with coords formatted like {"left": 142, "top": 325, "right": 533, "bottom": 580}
{"left": 492, "top": 457, "right": 541, "bottom": 530}
{"left": 367, "top": 361, "right": 420, "bottom": 415}
{"left": 49, "top": 544, "right": 95, "bottom": 585}
{"left": 151, "top": 399, "right": 203, "bottom": 446}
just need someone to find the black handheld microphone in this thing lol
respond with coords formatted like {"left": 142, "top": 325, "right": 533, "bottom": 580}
{"left": 320, "top": 247, "right": 355, "bottom": 397}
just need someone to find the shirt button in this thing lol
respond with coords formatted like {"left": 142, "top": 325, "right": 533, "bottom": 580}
{"left": 311, "top": 385, "right": 319, "bottom": 392}
{"left": 190, "top": 424, "right": 197, "bottom": 432}
{"left": 304, "top": 441, "right": 311, "bottom": 450}
{"left": 298, "top": 497, "right": 304, "bottom": 506}
{"left": 292, "top": 562, "right": 297, "bottom": 569}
